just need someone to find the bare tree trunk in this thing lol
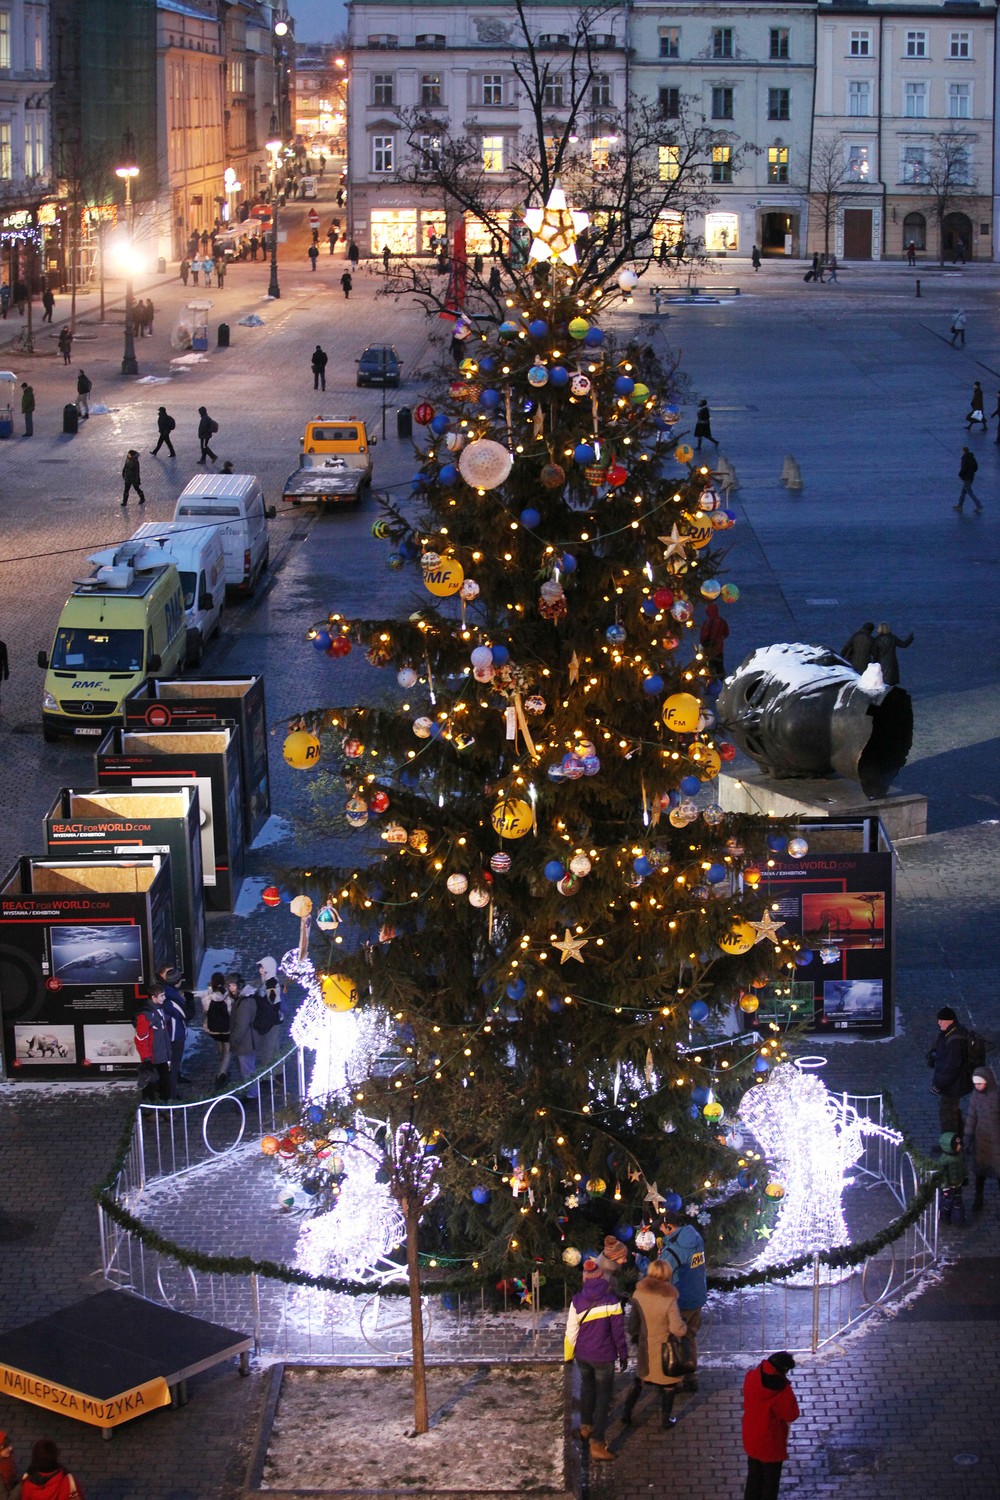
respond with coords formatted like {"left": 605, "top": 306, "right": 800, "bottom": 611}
{"left": 406, "top": 1202, "right": 429, "bottom": 1435}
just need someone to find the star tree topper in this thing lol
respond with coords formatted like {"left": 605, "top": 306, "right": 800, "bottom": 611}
{"left": 524, "top": 181, "right": 590, "bottom": 267}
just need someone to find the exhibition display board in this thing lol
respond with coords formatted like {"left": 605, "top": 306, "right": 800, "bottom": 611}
{"left": 96, "top": 726, "right": 245, "bottom": 912}
{"left": 0, "top": 854, "right": 174, "bottom": 1079}
{"left": 43, "top": 786, "right": 206, "bottom": 985}
{"left": 123, "top": 676, "right": 270, "bottom": 843}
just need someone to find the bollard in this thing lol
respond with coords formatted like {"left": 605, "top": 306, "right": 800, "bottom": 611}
{"left": 915, "top": 279, "right": 921, "bottom": 298}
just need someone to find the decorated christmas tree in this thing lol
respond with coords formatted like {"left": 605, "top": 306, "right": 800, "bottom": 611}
{"left": 276, "top": 189, "right": 802, "bottom": 1312}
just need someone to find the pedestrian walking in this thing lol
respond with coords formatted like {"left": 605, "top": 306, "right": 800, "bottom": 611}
{"left": 965, "top": 380, "right": 986, "bottom": 431}
{"left": 328, "top": 226, "right": 339, "bottom": 255}
{"left": 564, "top": 1257, "right": 627, "bottom": 1463}
{"left": 927, "top": 1005, "right": 973, "bottom": 1135}
{"left": 121, "top": 449, "right": 145, "bottom": 507}
{"left": 954, "top": 446, "right": 982, "bottom": 512}
{"left": 252, "top": 956, "right": 284, "bottom": 1070}
{"left": 311, "top": 344, "right": 328, "bottom": 391}
{"left": 694, "top": 398, "right": 719, "bottom": 451}
{"left": 938, "top": 1131, "right": 967, "bottom": 1224}
{"left": 347, "top": 241, "right": 360, "bottom": 266}
{"left": 159, "top": 965, "right": 190, "bottom": 1092}
{"left": 132, "top": 300, "right": 143, "bottom": 340}
{"left": 954, "top": 236, "right": 966, "bottom": 264}
{"left": 840, "top": 621, "right": 875, "bottom": 673}
{"left": 249, "top": 234, "right": 259, "bottom": 262}
{"left": 699, "top": 601, "right": 729, "bottom": 677}
{"left": 134, "top": 987, "right": 171, "bottom": 1101}
{"left": 228, "top": 972, "right": 259, "bottom": 1100}
{"left": 308, "top": 243, "right": 319, "bottom": 272}
{"left": 197, "top": 405, "right": 219, "bottom": 464}
{"left": 809, "top": 250, "right": 824, "bottom": 284}
{"left": 76, "top": 369, "right": 91, "bottom": 418}
{"left": 215, "top": 256, "right": 225, "bottom": 288}
{"left": 146, "top": 298, "right": 155, "bottom": 336}
{"left": 14, "top": 1439, "right": 85, "bottom": 1500}
{"left": 751, "top": 244, "right": 761, "bottom": 271}
{"left": 658, "top": 1214, "right": 707, "bottom": 1389}
{"left": 964, "top": 1067, "right": 1000, "bottom": 1211}
{"left": 41, "top": 287, "right": 54, "bottom": 323}
{"left": 151, "top": 405, "right": 176, "bottom": 457}
{"left": 869, "top": 621, "right": 913, "bottom": 684}
{"left": 0, "top": 282, "right": 9, "bottom": 318}
{"left": 202, "top": 256, "right": 213, "bottom": 288}
{"left": 12, "top": 280, "right": 26, "bottom": 315}
{"left": 340, "top": 270, "right": 353, "bottom": 299}
{"left": 488, "top": 264, "right": 502, "bottom": 296}
{"left": 191, "top": 259, "right": 200, "bottom": 286}
{"left": 180, "top": 257, "right": 190, "bottom": 286}
{"left": 825, "top": 252, "right": 839, "bottom": 283}
{"left": 907, "top": 241, "right": 917, "bottom": 267}
{"left": 202, "top": 970, "right": 232, "bottom": 1088}
{"left": 0, "top": 638, "right": 9, "bottom": 709}
{"left": 622, "top": 1259, "right": 687, "bottom": 1432}
{"left": 473, "top": 251, "right": 484, "bottom": 277}
{"left": 950, "top": 309, "right": 967, "bottom": 347}
{"left": 57, "top": 325, "right": 72, "bottom": 364}
{"left": 19, "top": 382, "right": 34, "bottom": 437}
{"left": 382, "top": 244, "right": 391, "bottom": 272}
{"left": 742, "top": 1353, "right": 800, "bottom": 1500}
{"left": 597, "top": 1234, "right": 630, "bottom": 1299}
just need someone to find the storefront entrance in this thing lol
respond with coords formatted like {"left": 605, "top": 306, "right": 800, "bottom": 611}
{"left": 760, "top": 211, "right": 798, "bottom": 256}
{"left": 843, "top": 209, "right": 873, "bottom": 260}
{"left": 942, "top": 212, "right": 973, "bottom": 263}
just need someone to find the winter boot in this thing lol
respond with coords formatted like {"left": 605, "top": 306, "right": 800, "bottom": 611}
{"left": 973, "top": 1175, "right": 985, "bottom": 1211}
{"left": 659, "top": 1389, "right": 677, "bottom": 1429}
{"left": 589, "top": 1440, "right": 615, "bottom": 1462}
{"left": 620, "top": 1380, "right": 642, "bottom": 1427}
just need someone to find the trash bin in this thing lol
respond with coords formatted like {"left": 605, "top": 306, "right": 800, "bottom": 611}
{"left": 396, "top": 406, "right": 412, "bottom": 440}
{"left": 157, "top": 257, "right": 167, "bottom": 275}
{"left": 218, "top": 322, "right": 230, "bottom": 348}
{"left": 63, "top": 402, "right": 79, "bottom": 435}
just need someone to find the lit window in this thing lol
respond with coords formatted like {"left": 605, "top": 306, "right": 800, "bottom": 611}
{"left": 0, "top": 12, "right": 9, "bottom": 70}
{"left": 658, "top": 144, "right": 680, "bottom": 182}
{"left": 904, "top": 82, "right": 926, "bottom": 118}
{"left": 421, "top": 74, "right": 442, "bottom": 107}
{"left": 948, "top": 82, "right": 970, "bottom": 118}
{"left": 905, "top": 31, "right": 927, "bottom": 58}
{"left": 417, "top": 135, "right": 441, "bottom": 172}
{"left": 711, "top": 144, "right": 732, "bottom": 184}
{"left": 846, "top": 145, "right": 870, "bottom": 182}
{"left": 372, "top": 135, "right": 394, "bottom": 173}
{"left": 949, "top": 32, "right": 970, "bottom": 59}
{"left": 482, "top": 136, "right": 504, "bottom": 173}
{"left": 767, "top": 146, "right": 788, "bottom": 184}
{"left": 24, "top": 113, "right": 44, "bottom": 177}
{"left": 850, "top": 30, "right": 871, "bottom": 57}
{"left": 591, "top": 136, "right": 613, "bottom": 172}
{"left": 482, "top": 74, "right": 503, "bottom": 106}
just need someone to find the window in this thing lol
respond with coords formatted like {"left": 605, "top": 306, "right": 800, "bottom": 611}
{"left": 948, "top": 82, "right": 970, "bottom": 119}
{"left": 415, "top": 33, "right": 445, "bottom": 47}
{"left": 229, "top": 57, "right": 245, "bottom": 94}
{"left": 902, "top": 146, "right": 927, "bottom": 184}
{"left": 659, "top": 86, "right": 680, "bottom": 120}
{"left": 905, "top": 31, "right": 927, "bottom": 58}
{"left": 482, "top": 74, "right": 503, "bottom": 106}
{"left": 421, "top": 75, "right": 442, "bottom": 107}
{"left": 0, "top": 122, "right": 10, "bottom": 179}
{"left": 367, "top": 33, "right": 398, "bottom": 49}
{"left": 372, "top": 74, "right": 394, "bottom": 106}
{"left": 482, "top": 136, "right": 504, "bottom": 173}
{"left": 848, "top": 80, "right": 870, "bottom": 116}
{"left": 949, "top": 32, "right": 970, "bottom": 59}
{"left": 952, "top": 146, "right": 971, "bottom": 183}
{"left": 712, "top": 86, "right": 734, "bottom": 120}
{"left": 711, "top": 144, "right": 732, "bottom": 183}
{"left": 849, "top": 30, "right": 871, "bottom": 57}
{"left": 658, "top": 144, "right": 680, "bottom": 182}
{"left": 904, "top": 82, "right": 926, "bottom": 118}
{"left": 902, "top": 211, "right": 926, "bottom": 249}
{"left": 417, "top": 134, "right": 441, "bottom": 172}
{"left": 543, "top": 77, "right": 564, "bottom": 108}
{"left": 767, "top": 146, "right": 788, "bottom": 184}
{"left": 591, "top": 136, "right": 613, "bottom": 172}
{"left": 768, "top": 88, "right": 789, "bottom": 121}
{"left": 769, "top": 28, "right": 789, "bottom": 60}
{"left": 659, "top": 28, "right": 679, "bottom": 59}
{"left": 0, "top": 11, "right": 9, "bottom": 69}
{"left": 372, "top": 135, "right": 394, "bottom": 173}
{"left": 591, "top": 74, "right": 611, "bottom": 108}
{"left": 712, "top": 27, "right": 733, "bottom": 60}
{"left": 24, "top": 113, "right": 44, "bottom": 177}
{"left": 846, "top": 144, "right": 870, "bottom": 182}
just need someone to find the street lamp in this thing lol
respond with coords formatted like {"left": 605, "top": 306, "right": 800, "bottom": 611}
{"left": 266, "top": 125, "right": 282, "bottom": 299}
{"left": 115, "top": 137, "right": 139, "bottom": 377}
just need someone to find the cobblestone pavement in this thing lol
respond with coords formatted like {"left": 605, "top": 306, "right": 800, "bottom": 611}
{"left": 1, "top": 208, "right": 999, "bottom": 1496}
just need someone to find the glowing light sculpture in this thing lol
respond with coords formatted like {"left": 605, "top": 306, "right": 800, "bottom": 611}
{"left": 524, "top": 181, "right": 589, "bottom": 267}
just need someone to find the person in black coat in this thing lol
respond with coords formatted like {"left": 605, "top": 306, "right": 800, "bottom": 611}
{"left": 966, "top": 381, "right": 986, "bottom": 431}
{"left": 694, "top": 399, "right": 719, "bottom": 451}
{"left": 340, "top": 270, "right": 353, "bottom": 299}
{"left": 197, "top": 406, "right": 218, "bottom": 464}
{"left": 311, "top": 345, "right": 328, "bottom": 391}
{"left": 927, "top": 1005, "right": 973, "bottom": 1134}
{"left": 151, "top": 405, "right": 177, "bottom": 458}
{"left": 840, "top": 621, "right": 875, "bottom": 672}
{"left": 870, "top": 622, "right": 912, "bottom": 685}
{"left": 121, "top": 450, "right": 145, "bottom": 506}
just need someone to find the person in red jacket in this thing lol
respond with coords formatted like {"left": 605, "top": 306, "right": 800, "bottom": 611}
{"left": 14, "top": 1438, "right": 84, "bottom": 1499}
{"left": 742, "top": 1351, "right": 799, "bottom": 1500}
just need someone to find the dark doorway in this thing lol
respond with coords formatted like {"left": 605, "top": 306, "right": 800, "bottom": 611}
{"left": 843, "top": 209, "right": 873, "bottom": 259}
{"left": 942, "top": 212, "right": 973, "bottom": 262}
{"left": 760, "top": 211, "right": 796, "bottom": 255}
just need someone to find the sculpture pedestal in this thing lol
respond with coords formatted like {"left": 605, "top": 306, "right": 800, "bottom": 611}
{"left": 718, "top": 769, "right": 928, "bottom": 842}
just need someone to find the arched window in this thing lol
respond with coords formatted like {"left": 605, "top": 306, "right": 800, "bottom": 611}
{"left": 902, "top": 211, "right": 926, "bottom": 250}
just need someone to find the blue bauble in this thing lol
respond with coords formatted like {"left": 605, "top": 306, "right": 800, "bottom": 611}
{"left": 411, "top": 473, "right": 425, "bottom": 491}
{"left": 664, "top": 1191, "right": 684, "bottom": 1213}
{"left": 472, "top": 1185, "right": 490, "bottom": 1205}
{"left": 549, "top": 366, "right": 569, "bottom": 387}
{"left": 641, "top": 599, "right": 658, "bottom": 617}
{"left": 506, "top": 977, "right": 527, "bottom": 1000}
{"left": 439, "top": 463, "right": 458, "bottom": 485}
{"left": 490, "top": 644, "right": 510, "bottom": 666}
{"left": 754, "top": 1056, "right": 771, "bottom": 1074}
{"left": 480, "top": 388, "right": 501, "bottom": 409}
{"left": 528, "top": 319, "right": 548, "bottom": 339}
{"left": 582, "top": 756, "right": 600, "bottom": 776}
{"left": 574, "top": 443, "right": 595, "bottom": 464}
{"left": 614, "top": 375, "right": 635, "bottom": 397}
{"left": 614, "top": 1223, "right": 634, "bottom": 1242}
{"left": 794, "top": 949, "right": 814, "bottom": 967}
{"left": 548, "top": 996, "right": 564, "bottom": 1012}
{"left": 312, "top": 630, "right": 332, "bottom": 652}
{"left": 643, "top": 674, "right": 664, "bottom": 695}
{"left": 559, "top": 552, "right": 577, "bottom": 573}
{"left": 544, "top": 860, "right": 565, "bottom": 882}
{"left": 606, "top": 623, "right": 627, "bottom": 645}
{"left": 398, "top": 536, "right": 420, "bottom": 560}
{"left": 584, "top": 327, "right": 605, "bottom": 346}
{"left": 661, "top": 403, "right": 681, "bottom": 426}
{"left": 689, "top": 1103, "right": 701, "bottom": 1119}
{"left": 306, "top": 1104, "right": 325, "bottom": 1124}
{"left": 691, "top": 1086, "right": 711, "bottom": 1107}
{"left": 706, "top": 863, "right": 727, "bottom": 884}
{"left": 633, "top": 856, "right": 654, "bottom": 878}
{"left": 690, "top": 1000, "right": 710, "bottom": 1024}
{"left": 767, "top": 834, "right": 788, "bottom": 853}
{"left": 680, "top": 775, "right": 701, "bottom": 796}
{"left": 430, "top": 413, "right": 450, "bottom": 436}
{"left": 387, "top": 552, "right": 404, "bottom": 571}
{"left": 520, "top": 507, "right": 541, "bottom": 528}
{"left": 479, "top": 355, "right": 496, "bottom": 373}
{"left": 737, "top": 1169, "right": 754, "bottom": 1189}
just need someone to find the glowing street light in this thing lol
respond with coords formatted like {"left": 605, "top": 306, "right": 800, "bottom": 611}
{"left": 115, "top": 136, "right": 140, "bottom": 377}
{"left": 266, "top": 126, "right": 282, "bottom": 299}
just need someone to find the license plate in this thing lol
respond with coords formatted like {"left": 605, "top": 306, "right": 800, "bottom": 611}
{"left": 73, "top": 726, "right": 104, "bottom": 736}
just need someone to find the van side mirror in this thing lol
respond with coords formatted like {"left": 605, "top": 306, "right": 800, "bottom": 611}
{"left": 266, "top": 505, "right": 277, "bottom": 519}
{"left": 148, "top": 653, "right": 162, "bottom": 672}
{"left": 37, "top": 650, "right": 48, "bottom": 669}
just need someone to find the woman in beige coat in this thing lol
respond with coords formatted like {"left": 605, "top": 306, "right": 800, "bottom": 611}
{"left": 623, "top": 1258, "right": 688, "bottom": 1429}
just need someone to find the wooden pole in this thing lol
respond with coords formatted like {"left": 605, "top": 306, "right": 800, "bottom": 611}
{"left": 406, "top": 1201, "right": 429, "bottom": 1435}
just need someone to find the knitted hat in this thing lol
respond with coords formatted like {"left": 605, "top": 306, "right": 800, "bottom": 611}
{"left": 937, "top": 1006, "right": 957, "bottom": 1022}
{"left": 603, "top": 1236, "right": 628, "bottom": 1264}
{"left": 582, "top": 1258, "right": 602, "bottom": 1281}
{"left": 767, "top": 1352, "right": 795, "bottom": 1373}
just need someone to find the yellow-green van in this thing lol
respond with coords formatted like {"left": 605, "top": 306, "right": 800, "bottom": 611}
{"left": 38, "top": 543, "right": 187, "bottom": 741}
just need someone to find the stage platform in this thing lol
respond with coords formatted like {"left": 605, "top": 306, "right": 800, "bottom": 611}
{"left": 0, "top": 1289, "right": 252, "bottom": 1436}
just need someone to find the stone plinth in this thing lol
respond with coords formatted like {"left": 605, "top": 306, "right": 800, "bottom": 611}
{"left": 718, "top": 769, "right": 928, "bottom": 841}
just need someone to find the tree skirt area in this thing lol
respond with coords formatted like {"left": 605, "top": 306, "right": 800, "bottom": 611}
{"left": 258, "top": 1363, "right": 569, "bottom": 1497}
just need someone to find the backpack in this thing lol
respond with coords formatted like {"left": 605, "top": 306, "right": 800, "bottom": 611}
{"left": 254, "top": 988, "right": 281, "bottom": 1034}
{"left": 209, "top": 419, "right": 219, "bottom": 434}
{"left": 79, "top": 375, "right": 92, "bottom": 393}
{"left": 966, "top": 1030, "right": 988, "bottom": 1069}
{"left": 165, "top": 415, "right": 176, "bottom": 432}
{"left": 205, "top": 997, "right": 229, "bottom": 1034}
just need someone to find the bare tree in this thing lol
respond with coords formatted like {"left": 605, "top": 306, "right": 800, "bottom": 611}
{"left": 807, "top": 132, "right": 869, "bottom": 255}
{"left": 921, "top": 129, "right": 976, "bottom": 265}
{"left": 56, "top": 137, "right": 117, "bottom": 330}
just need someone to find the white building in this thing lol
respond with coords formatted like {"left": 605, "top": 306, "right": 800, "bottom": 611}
{"left": 0, "top": 0, "right": 53, "bottom": 282}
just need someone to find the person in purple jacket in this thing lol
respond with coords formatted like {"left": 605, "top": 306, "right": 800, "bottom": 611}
{"left": 564, "top": 1257, "right": 628, "bottom": 1462}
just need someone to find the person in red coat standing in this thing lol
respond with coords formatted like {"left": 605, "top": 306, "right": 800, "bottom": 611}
{"left": 742, "top": 1352, "right": 800, "bottom": 1500}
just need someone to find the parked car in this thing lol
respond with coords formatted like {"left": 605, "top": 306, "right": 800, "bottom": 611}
{"left": 356, "top": 345, "right": 402, "bottom": 388}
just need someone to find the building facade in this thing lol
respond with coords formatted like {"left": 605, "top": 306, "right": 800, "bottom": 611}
{"left": 1, "top": 0, "right": 54, "bottom": 287}
{"left": 294, "top": 41, "right": 348, "bottom": 155}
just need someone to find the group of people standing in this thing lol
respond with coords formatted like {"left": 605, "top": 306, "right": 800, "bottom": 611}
{"left": 839, "top": 620, "right": 914, "bottom": 684}
{"left": 927, "top": 1010, "right": 1000, "bottom": 1224}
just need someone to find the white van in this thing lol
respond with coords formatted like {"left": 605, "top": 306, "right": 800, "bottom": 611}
{"left": 125, "top": 520, "right": 227, "bottom": 665}
{"left": 300, "top": 176, "right": 318, "bottom": 199}
{"left": 173, "top": 474, "right": 275, "bottom": 595}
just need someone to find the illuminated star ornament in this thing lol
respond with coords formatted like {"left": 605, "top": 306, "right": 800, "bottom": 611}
{"left": 643, "top": 1181, "right": 667, "bottom": 1214}
{"left": 551, "top": 928, "right": 588, "bottom": 964}
{"left": 751, "top": 910, "right": 786, "bottom": 945}
{"left": 658, "top": 526, "right": 689, "bottom": 561}
{"left": 524, "top": 181, "right": 589, "bottom": 267}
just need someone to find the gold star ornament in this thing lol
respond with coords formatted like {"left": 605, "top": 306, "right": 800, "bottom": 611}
{"left": 524, "top": 181, "right": 590, "bottom": 267}
{"left": 751, "top": 910, "right": 786, "bottom": 944}
{"left": 658, "top": 525, "right": 689, "bottom": 561}
{"left": 551, "top": 928, "right": 588, "bottom": 964}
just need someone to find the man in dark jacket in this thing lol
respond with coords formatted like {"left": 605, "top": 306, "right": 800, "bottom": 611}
{"left": 955, "top": 446, "right": 982, "bottom": 512}
{"left": 564, "top": 1259, "right": 628, "bottom": 1462}
{"left": 928, "top": 1005, "right": 973, "bottom": 1133}
{"left": 742, "top": 1352, "right": 800, "bottom": 1500}
{"left": 840, "top": 621, "right": 875, "bottom": 673}
{"left": 151, "top": 405, "right": 177, "bottom": 457}
{"left": 870, "top": 622, "right": 913, "bottom": 685}
{"left": 311, "top": 344, "right": 328, "bottom": 391}
{"left": 158, "top": 966, "right": 190, "bottom": 1092}
{"left": 134, "top": 989, "right": 171, "bottom": 1101}
{"left": 197, "top": 406, "right": 218, "bottom": 464}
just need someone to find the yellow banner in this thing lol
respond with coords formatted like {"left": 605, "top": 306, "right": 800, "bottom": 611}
{"left": 0, "top": 1364, "right": 171, "bottom": 1428}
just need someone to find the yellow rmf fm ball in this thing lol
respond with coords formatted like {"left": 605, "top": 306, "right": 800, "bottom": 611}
{"left": 423, "top": 556, "right": 465, "bottom": 597}
{"left": 321, "top": 973, "right": 359, "bottom": 1011}
{"left": 283, "top": 729, "right": 322, "bottom": 770}
{"left": 662, "top": 692, "right": 701, "bottom": 733}
{"left": 719, "top": 921, "right": 756, "bottom": 955}
{"left": 491, "top": 796, "right": 533, "bottom": 839}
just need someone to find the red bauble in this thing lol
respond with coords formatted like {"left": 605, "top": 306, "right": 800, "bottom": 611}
{"left": 369, "top": 789, "right": 390, "bottom": 813}
{"left": 718, "top": 742, "right": 737, "bottom": 762}
{"left": 606, "top": 463, "right": 628, "bottom": 487}
{"left": 327, "top": 635, "right": 352, "bottom": 658}
{"left": 653, "top": 587, "right": 674, "bottom": 610}
{"left": 262, "top": 885, "right": 281, "bottom": 908}
{"left": 414, "top": 403, "right": 435, "bottom": 425}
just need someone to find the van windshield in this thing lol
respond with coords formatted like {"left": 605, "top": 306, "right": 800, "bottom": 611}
{"left": 177, "top": 570, "right": 197, "bottom": 609}
{"left": 51, "top": 628, "right": 144, "bottom": 673}
{"left": 177, "top": 503, "right": 241, "bottom": 517}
